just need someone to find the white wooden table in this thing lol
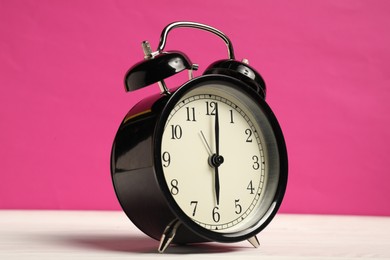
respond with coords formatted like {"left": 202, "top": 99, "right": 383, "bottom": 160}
{"left": 1, "top": 210, "right": 389, "bottom": 259}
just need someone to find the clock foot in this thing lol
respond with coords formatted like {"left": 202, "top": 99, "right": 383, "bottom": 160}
{"left": 158, "top": 219, "right": 181, "bottom": 253}
{"left": 247, "top": 235, "right": 260, "bottom": 248}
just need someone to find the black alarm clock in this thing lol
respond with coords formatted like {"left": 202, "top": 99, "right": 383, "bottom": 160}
{"left": 111, "top": 21, "right": 288, "bottom": 253}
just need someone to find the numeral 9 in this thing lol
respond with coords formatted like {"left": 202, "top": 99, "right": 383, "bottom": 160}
{"left": 162, "top": 151, "right": 171, "bottom": 167}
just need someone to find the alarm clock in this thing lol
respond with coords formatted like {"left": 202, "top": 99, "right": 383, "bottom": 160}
{"left": 111, "top": 21, "right": 288, "bottom": 253}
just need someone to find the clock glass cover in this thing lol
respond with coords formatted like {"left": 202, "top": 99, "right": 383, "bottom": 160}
{"left": 157, "top": 77, "right": 281, "bottom": 235}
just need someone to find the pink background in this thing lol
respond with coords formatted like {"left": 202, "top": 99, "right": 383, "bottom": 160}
{"left": 1, "top": 0, "right": 389, "bottom": 216}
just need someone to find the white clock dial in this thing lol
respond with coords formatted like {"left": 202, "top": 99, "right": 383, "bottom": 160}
{"left": 161, "top": 85, "right": 268, "bottom": 232}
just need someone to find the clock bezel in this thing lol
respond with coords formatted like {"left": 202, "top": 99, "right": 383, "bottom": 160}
{"left": 153, "top": 74, "right": 288, "bottom": 242}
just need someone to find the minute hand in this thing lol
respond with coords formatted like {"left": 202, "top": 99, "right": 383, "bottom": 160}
{"left": 215, "top": 102, "right": 220, "bottom": 156}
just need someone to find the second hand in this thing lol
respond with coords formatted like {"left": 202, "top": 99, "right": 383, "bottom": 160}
{"left": 199, "top": 130, "right": 213, "bottom": 156}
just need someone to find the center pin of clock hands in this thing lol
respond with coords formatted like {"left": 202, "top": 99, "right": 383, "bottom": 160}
{"left": 198, "top": 103, "right": 224, "bottom": 206}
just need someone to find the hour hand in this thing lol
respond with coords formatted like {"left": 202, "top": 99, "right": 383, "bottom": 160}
{"left": 199, "top": 130, "right": 222, "bottom": 205}
{"left": 214, "top": 166, "right": 220, "bottom": 205}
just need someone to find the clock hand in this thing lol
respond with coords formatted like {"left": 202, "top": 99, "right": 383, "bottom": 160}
{"left": 213, "top": 103, "right": 224, "bottom": 167}
{"left": 200, "top": 127, "right": 222, "bottom": 206}
{"left": 214, "top": 102, "right": 221, "bottom": 205}
{"left": 215, "top": 165, "right": 220, "bottom": 206}
{"left": 199, "top": 130, "right": 212, "bottom": 156}
{"left": 201, "top": 103, "right": 224, "bottom": 206}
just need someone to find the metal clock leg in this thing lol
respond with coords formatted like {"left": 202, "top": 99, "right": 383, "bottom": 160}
{"left": 158, "top": 219, "right": 182, "bottom": 253}
{"left": 247, "top": 235, "right": 260, "bottom": 248}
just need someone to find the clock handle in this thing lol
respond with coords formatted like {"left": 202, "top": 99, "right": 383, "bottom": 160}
{"left": 153, "top": 21, "right": 235, "bottom": 60}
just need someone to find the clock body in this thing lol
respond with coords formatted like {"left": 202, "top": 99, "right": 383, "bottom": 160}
{"left": 111, "top": 74, "right": 287, "bottom": 245}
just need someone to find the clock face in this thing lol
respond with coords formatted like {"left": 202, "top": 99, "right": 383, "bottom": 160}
{"left": 156, "top": 76, "right": 284, "bottom": 237}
